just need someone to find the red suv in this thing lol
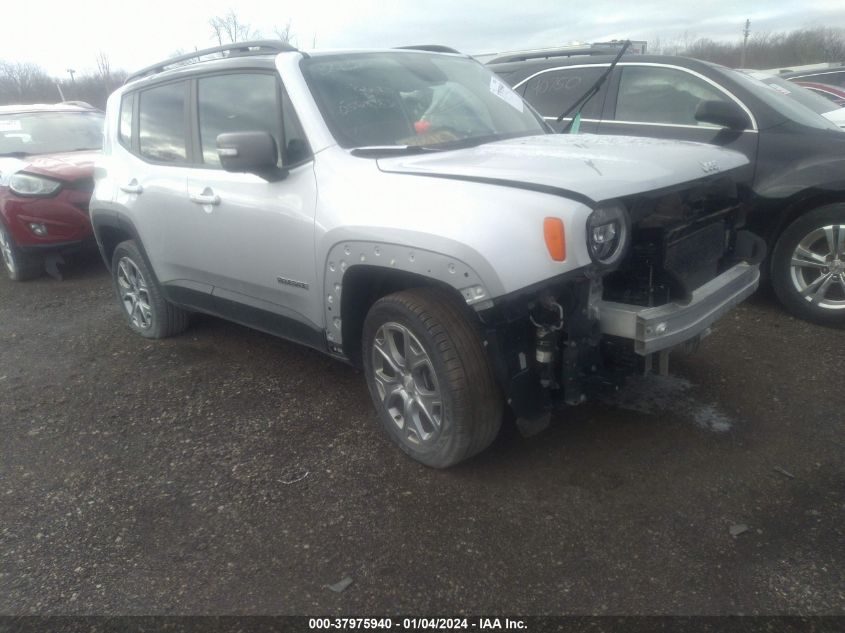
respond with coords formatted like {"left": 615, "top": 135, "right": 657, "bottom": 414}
{"left": 0, "top": 103, "right": 104, "bottom": 280}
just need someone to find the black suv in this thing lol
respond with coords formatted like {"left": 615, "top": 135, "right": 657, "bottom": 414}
{"left": 491, "top": 51, "right": 845, "bottom": 326}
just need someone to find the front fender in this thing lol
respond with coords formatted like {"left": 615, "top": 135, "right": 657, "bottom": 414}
{"left": 321, "top": 234, "right": 503, "bottom": 350}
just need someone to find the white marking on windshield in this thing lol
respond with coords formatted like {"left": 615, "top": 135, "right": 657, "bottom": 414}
{"left": 0, "top": 120, "right": 23, "bottom": 132}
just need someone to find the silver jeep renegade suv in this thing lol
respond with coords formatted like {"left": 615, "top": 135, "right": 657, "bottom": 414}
{"left": 91, "top": 41, "right": 764, "bottom": 467}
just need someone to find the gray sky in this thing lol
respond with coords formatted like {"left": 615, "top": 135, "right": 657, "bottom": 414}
{"left": 2, "top": 0, "right": 844, "bottom": 77}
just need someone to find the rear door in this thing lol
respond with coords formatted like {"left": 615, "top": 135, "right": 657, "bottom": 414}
{"left": 599, "top": 64, "right": 759, "bottom": 164}
{"left": 124, "top": 80, "right": 200, "bottom": 289}
{"left": 515, "top": 65, "right": 610, "bottom": 133}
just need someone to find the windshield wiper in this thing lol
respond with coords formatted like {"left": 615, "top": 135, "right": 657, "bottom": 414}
{"left": 350, "top": 145, "right": 443, "bottom": 158}
{"left": 556, "top": 40, "right": 631, "bottom": 133}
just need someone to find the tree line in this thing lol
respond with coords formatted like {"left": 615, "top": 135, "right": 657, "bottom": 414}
{"left": 652, "top": 26, "right": 845, "bottom": 69}
{"left": 2, "top": 24, "right": 844, "bottom": 110}
{"left": 0, "top": 10, "right": 296, "bottom": 109}
{"left": 0, "top": 57, "right": 127, "bottom": 110}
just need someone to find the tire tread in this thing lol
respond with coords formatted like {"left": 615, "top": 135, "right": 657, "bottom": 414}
{"left": 112, "top": 240, "right": 190, "bottom": 339}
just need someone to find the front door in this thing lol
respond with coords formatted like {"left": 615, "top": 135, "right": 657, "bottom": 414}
{"left": 185, "top": 71, "right": 319, "bottom": 332}
{"left": 599, "top": 64, "right": 759, "bottom": 167}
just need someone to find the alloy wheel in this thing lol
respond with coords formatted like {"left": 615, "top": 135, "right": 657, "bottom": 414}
{"left": 116, "top": 257, "right": 153, "bottom": 329}
{"left": 789, "top": 224, "right": 845, "bottom": 311}
{"left": 371, "top": 322, "right": 443, "bottom": 447}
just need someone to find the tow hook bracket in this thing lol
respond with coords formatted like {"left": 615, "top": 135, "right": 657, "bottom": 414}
{"left": 643, "top": 349, "right": 671, "bottom": 376}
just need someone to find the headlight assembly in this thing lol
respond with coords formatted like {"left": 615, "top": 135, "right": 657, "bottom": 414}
{"left": 587, "top": 202, "right": 629, "bottom": 266}
{"left": 9, "top": 173, "right": 62, "bottom": 197}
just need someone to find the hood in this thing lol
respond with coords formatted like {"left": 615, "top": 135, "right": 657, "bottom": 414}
{"left": 0, "top": 149, "right": 99, "bottom": 186}
{"left": 21, "top": 150, "right": 100, "bottom": 181}
{"left": 822, "top": 108, "right": 845, "bottom": 129}
{"left": 377, "top": 134, "right": 749, "bottom": 205}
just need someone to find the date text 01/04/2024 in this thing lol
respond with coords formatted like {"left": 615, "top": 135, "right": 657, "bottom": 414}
{"left": 307, "top": 618, "right": 527, "bottom": 630}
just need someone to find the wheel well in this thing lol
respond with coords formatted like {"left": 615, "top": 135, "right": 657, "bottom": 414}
{"left": 765, "top": 190, "right": 845, "bottom": 247}
{"left": 340, "top": 265, "right": 474, "bottom": 366}
{"left": 95, "top": 224, "right": 133, "bottom": 270}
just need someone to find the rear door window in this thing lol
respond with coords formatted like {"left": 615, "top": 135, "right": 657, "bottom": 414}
{"left": 138, "top": 81, "right": 188, "bottom": 162}
{"left": 615, "top": 66, "right": 733, "bottom": 127}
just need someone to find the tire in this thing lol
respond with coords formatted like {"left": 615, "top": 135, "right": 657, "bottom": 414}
{"left": 362, "top": 287, "right": 503, "bottom": 468}
{"left": 111, "top": 240, "right": 190, "bottom": 339}
{"left": 0, "top": 221, "right": 42, "bottom": 281}
{"left": 771, "top": 204, "right": 845, "bottom": 327}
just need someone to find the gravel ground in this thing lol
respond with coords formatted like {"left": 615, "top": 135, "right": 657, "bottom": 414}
{"left": 0, "top": 253, "right": 843, "bottom": 616}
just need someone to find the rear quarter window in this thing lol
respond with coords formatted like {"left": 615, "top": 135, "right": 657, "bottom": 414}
{"left": 118, "top": 93, "right": 134, "bottom": 148}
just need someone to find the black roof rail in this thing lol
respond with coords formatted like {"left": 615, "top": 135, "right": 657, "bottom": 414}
{"left": 125, "top": 40, "right": 299, "bottom": 84}
{"left": 485, "top": 46, "right": 620, "bottom": 65}
{"left": 395, "top": 45, "right": 462, "bottom": 55}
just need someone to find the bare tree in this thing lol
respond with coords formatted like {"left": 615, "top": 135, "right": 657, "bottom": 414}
{"left": 0, "top": 57, "right": 128, "bottom": 108}
{"left": 679, "top": 26, "right": 845, "bottom": 69}
{"left": 95, "top": 50, "right": 111, "bottom": 85}
{"left": 0, "top": 61, "right": 54, "bottom": 104}
{"left": 273, "top": 20, "right": 295, "bottom": 45}
{"left": 209, "top": 9, "right": 260, "bottom": 45}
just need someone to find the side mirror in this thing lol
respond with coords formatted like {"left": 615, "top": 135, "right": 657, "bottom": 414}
{"left": 217, "top": 131, "right": 283, "bottom": 177}
{"left": 285, "top": 138, "right": 309, "bottom": 164}
{"left": 694, "top": 100, "right": 750, "bottom": 130}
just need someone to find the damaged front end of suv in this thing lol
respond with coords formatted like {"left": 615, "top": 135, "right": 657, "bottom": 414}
{"left": 476, "top": 171, "right": 764, "bottom": 431}
{"left": 338, "top": 127, "right": 764, "bottom": 439}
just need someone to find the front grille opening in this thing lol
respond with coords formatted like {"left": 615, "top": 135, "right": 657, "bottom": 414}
{"left": 603, "top": 187, "right": 741, "bottom": 307}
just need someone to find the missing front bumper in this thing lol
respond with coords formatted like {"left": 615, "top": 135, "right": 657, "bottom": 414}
{"left": 596, "top": 262, "right": 760, "bottom": 355}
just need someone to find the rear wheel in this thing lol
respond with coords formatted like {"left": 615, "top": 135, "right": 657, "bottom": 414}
{"left": 0, "top": 221, "right": 42, "bottom": 281}
{"left": 111, "top": 240, "right": 190, "bottom": 338}
{"left": 362, "top": 287, "right": 503, "bottom": 468}
{"left": 771, "top": 204, "right": 845, "bottom": 327}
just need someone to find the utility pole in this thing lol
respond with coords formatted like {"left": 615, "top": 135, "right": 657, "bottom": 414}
{"left": 740, "top": 19, "right": 750, "bottom": 67}
{"left": 66, "top": 68, "right": 76, "bottom": 84}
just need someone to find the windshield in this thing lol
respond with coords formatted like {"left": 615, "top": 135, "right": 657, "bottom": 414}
{"left": 301, "top": 52, "right": 546, "bottom": 149}
{"left": 728, "top": 70, "right": 841, "bottom": 131}
{"left": 0, "top": 111, "right": 104, "bottom": 156}
{"left": 749, "top": 73, "right": 840, "bottom": 115}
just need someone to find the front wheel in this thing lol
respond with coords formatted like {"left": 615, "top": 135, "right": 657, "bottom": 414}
{"left": 771, "top": 204, "right": 845, "bottom": 327}
{"left": 111, "top": 240, "right": 190, "bottom": 338}
{"left": 0, "top": 221, "right": 42, "bottom": 281}
{"left": 362, "top": 287, "right": 503, "bottom": 468}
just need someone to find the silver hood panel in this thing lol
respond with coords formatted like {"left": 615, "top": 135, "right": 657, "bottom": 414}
{"left": 377, "top": 133, "right": 749, "bottom": 204}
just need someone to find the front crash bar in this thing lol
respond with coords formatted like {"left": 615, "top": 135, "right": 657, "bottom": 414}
{"left": 596, "top": 262, "right": 760, "bottom": 355}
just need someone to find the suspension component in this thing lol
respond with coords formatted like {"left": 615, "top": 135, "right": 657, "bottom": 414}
{"left": 530, "top": 296, "right": 564, "bottom": 390}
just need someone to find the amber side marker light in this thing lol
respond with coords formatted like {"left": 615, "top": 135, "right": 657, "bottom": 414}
{"left": 543, "top": 217, "right": 566, "bottom": 261}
